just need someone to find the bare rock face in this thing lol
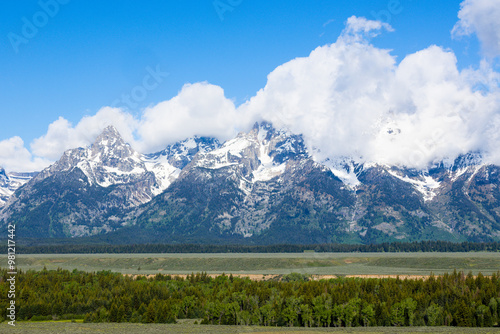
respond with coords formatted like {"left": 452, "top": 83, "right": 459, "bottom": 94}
{"left": 2, "top": 124, "right": 500, "bottom": 244}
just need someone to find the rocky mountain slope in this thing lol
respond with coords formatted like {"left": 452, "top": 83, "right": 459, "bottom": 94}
{"left": 1, "top": 124, "right": 499, "bottom": 244}
{"left": 0, "top": 168, "right": 36, "bottom": 208}
{"left": 0, "top": 126, "right": 218, "bottom": 238}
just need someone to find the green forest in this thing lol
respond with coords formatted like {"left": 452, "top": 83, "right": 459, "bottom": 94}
{"left": 14, "top": 240, "right": 500, "bottom": 254}
{"left": 1, "top": 268, "right": 500, "bottom": 327}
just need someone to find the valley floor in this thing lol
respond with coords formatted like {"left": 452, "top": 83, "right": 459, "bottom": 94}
{"left": 16, "top": 252, "right": 500, "bottom": 276}
{"left": 5, "top": 321, "right": 500, "bottom": 333}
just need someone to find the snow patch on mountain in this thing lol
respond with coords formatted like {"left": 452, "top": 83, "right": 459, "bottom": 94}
{"left": 450, "top": 164, "right": 485, "bottom": 183}
{"left": 252, "top": 127, "right": 288, "bottom": 182}
{"left": 252, "top": 163, "right": 287, "bottom": 183}
{"left": 142, "top": 155, "right": 180, "bottom": 195}
{"left": 320, "top": 157, "right": 361, "bottom": 188}
{"left": 188, "top": 136, "right": 248, "bottom": 170}
{"left": 444, "top": 152, "right": 484, "bottom": 181}
{"left": 0, "top": 169, "right": 35, "bottom": 207}
{"left": 387, "top": 170, "right": 441, "bottom": 201}
{"left": 143, "top": 136, "right": 221, "bottom": 193}
{"left": 223, "top": 137, "right": 255, "bottom": 159}
{"left": 195, "top": 136, "right": 256, "bottom": 171}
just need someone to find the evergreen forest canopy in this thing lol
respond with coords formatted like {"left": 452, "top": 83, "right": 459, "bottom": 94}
{"left": 14, "top": 240, "right": 500, "bottom": 254}
{"left": 1, "top": 268, "right": 500, "bottom": 327}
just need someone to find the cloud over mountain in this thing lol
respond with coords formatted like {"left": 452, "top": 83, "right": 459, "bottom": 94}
{"left": 136, "top": 82, "right": 239, "bottom": 153}
{"left": 31, "top": 107, "right": 139, "bottom": 161}
{"left": 241, "top": 17, "right": 500, "bottom": 168}
{"left": 1, "top": 5, "right": 500, "bottom": 173}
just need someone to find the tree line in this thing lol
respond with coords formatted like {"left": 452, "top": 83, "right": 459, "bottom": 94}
{"left": 1, "top": 268, "right": 500, "bottom": 327}
{"left": 13, "top": 240, "right": 500, "bottom": 254}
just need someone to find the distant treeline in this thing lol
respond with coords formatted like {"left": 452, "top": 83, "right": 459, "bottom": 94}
{"left": 1, "top": 268, "right": 500, "bottom": 327}
{"left": 15, "top": 240, "right": 500, "bottom": 254}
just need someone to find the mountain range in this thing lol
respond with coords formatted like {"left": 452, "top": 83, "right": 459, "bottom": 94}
{"left": 1, "top": 124, "right": 499, "bottom": 244}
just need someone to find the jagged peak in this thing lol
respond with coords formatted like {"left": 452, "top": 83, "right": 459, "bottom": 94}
{"left": 148, "top": 136, "right": 221, "bottom": 159}
{"left": 184, "top": 136, "right": 220, "bottom": 148}
{"left": 252, "top": 121, "right": 274, "bottom": 131}
{"left": 102, "top": 125, "right": 120, "bottom": 136}
{"left": 92, "top": 125, "right": 126, "bottom": 147}
{"left": 451, "top": 152, "right": 483, "bottom": 171}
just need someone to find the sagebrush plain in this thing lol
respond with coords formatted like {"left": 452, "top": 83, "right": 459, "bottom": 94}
{"left": 6, "top": 320, "right": 500, "bottom": 333}
{"left": 16, "top": 252, "right": 500, "bottom": 276}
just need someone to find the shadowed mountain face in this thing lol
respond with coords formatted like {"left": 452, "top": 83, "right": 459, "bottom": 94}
{"left": 2, "top": 124, "right": 500, "bottom": 244}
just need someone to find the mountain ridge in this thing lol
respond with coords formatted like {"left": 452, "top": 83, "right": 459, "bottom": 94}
{"left": 1, "top": 124, "right": 499, "bottom": 244}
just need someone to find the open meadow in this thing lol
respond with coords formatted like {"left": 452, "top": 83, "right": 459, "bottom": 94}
{"left": 5, "top": 321, "right": 500, "bottom": 333}
{"left": 16, "top": 252, "right": 500, "bottom": 276}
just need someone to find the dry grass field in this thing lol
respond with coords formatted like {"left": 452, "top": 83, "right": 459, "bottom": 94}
{"left": 4, "top": 321, "right": 500, "bottom": 333}
{"left": 15, "top": 252, "right": 500, "bottom": 277}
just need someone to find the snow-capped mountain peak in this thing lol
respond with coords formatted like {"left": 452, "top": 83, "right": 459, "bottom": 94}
{"left": 59, "top": 126, "right": 146, "bottom": 188}
{"left": 188, "top": 122, "right": 306, "bottom": 183}
{"left": 143, "top": 136, "right": 221, "bottom": 194}
{"left": 450, "top": 152, "right": 483, "bottom": 171}
{"left": 89, "top": 125, "right": 138, "bottom": 163}
{"left": 28, "top": 126, "right": 156, "bottom": 205}
{"left": 3, "top": 122, "right": 500, "bottom": 243}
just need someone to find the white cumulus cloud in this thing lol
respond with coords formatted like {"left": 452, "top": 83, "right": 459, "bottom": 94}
{"left": 31, "top": 107, "right": 139, "bottom": 161}
{"left": 137, "top": 82, "right": 238, "bottom": 153}
{"left": 340, "top": 15, "right": 393, "bottom": 43}
{"left": 21, "top": 82, "right": 239, "bottom": 169}
{"left": 241, "top": 17, "right": 500, "bottom": 169}
{"left": 240, "top": 28, "right": 395, "bottom": 162}
{"left": 2, "top": 13, "right": 500, "bottom": 173}
{"left": 0, "top": 137, "right": 51, "bottom": 172}
{"left": 452, "top": 0, "right": 500, "bottom": 59}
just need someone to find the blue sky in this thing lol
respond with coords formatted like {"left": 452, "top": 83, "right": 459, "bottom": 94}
{"left": 1, "top": 0, "right": 499, "bottom": 171}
